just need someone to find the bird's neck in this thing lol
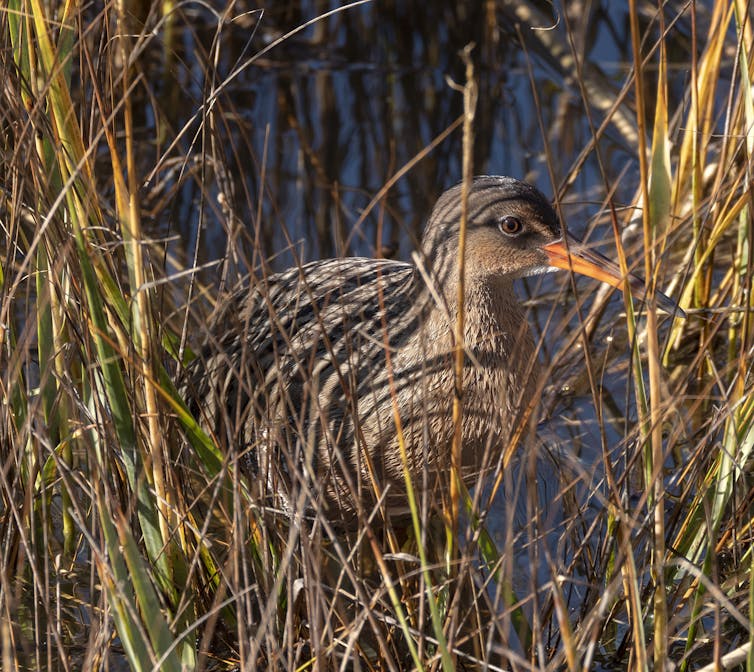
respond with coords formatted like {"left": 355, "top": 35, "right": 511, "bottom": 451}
{"left": 424, "top": 270, "right": 529, "bottom": 349}
{"left": 419, "top": 271, "right": 539, "bottom": 450}
{"left": 464, "top": 277, "right": 532, "bottom": 359}
{"left": 408, "top": 272, "right": 537, "bottom": 411}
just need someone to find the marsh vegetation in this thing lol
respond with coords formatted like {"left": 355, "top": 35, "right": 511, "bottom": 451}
{"left": 1, "top": 1, "right": 753, "bottom": 669}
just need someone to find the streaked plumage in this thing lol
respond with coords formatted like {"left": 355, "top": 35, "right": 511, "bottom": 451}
{"left": 183, "top": 176, "right": 675, "bottom": 520}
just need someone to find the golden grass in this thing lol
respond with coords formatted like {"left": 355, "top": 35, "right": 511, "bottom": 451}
{"left": 0, "top": 1, "right": 752, "bottom": 670}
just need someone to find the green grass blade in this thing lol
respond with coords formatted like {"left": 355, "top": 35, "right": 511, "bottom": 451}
{"left": 98, "top": 493, "right": 187, "bottom": 672}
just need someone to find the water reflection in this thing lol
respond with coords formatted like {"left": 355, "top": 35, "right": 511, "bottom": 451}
{"left": 151, "top": 1, "right": 637, "bottom": 268}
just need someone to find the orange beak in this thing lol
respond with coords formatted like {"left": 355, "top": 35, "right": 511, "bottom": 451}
{"left": 543, "top": 234, "right": 685, "bottom": 317}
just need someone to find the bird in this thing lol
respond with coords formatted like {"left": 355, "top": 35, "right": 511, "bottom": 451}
{"left": 184, "top": 176, "right": 679, "bottom": 522}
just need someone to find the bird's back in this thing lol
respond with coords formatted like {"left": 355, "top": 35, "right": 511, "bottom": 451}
{"left": 184, "top": 257, "right": 431, "bottom": 516}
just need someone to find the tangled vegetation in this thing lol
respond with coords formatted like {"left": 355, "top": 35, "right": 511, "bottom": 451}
{"left": 1, "top": 1, "right": 753, "bottom": 670}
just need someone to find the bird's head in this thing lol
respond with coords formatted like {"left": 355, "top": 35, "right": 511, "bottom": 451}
{"left": 421, "top": 176, "right": 682, "bottom": 315}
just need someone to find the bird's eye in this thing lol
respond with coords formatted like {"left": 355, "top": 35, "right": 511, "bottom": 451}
{"left": 497, "top": 216, "right": 524, "bottom": 236}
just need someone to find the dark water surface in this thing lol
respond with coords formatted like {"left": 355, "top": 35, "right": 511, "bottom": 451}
{"left": 151, "top": 1, "right": 699, "bottom": 265}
